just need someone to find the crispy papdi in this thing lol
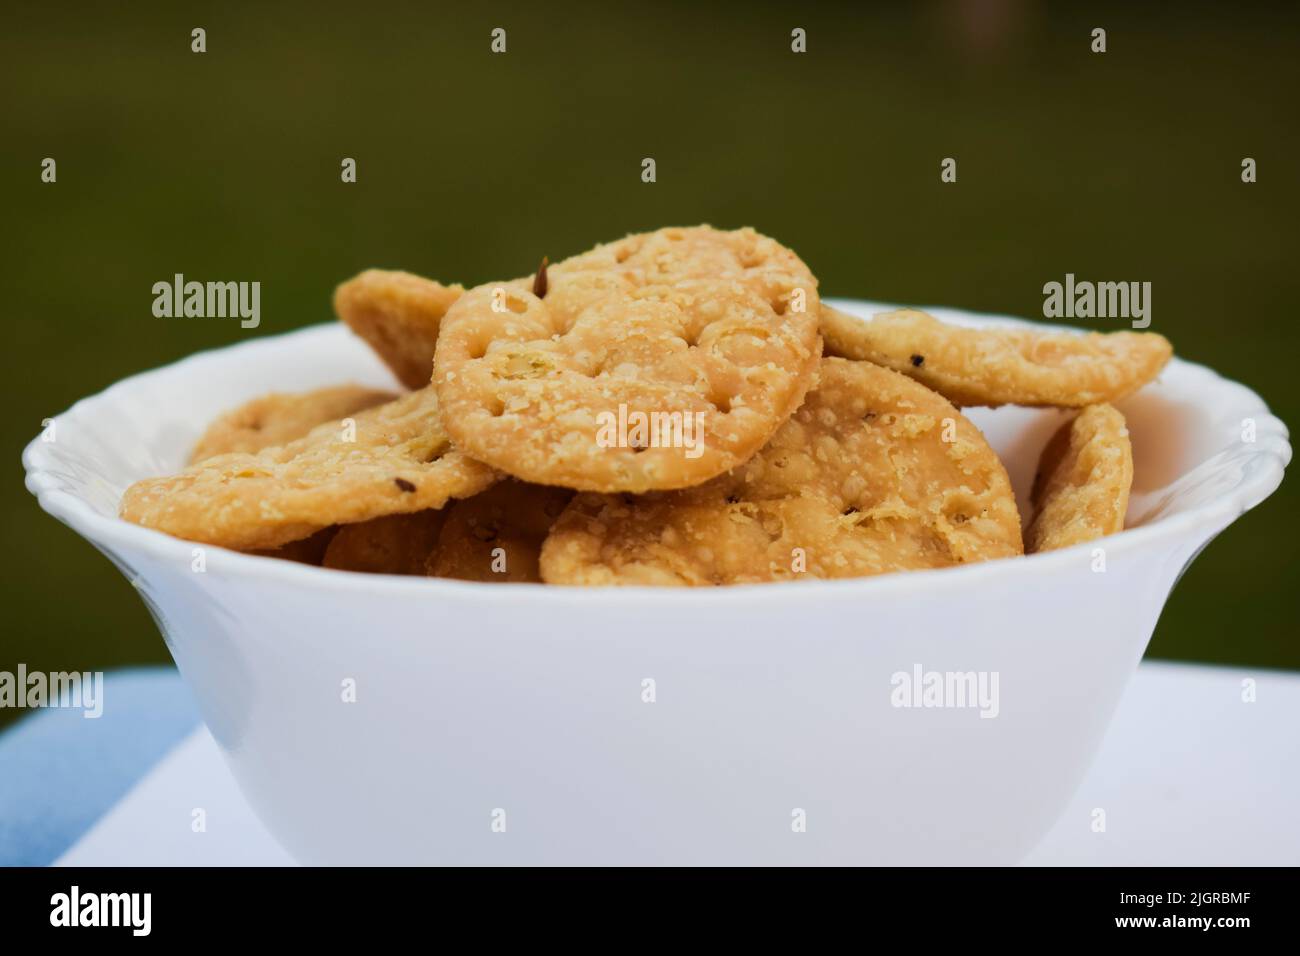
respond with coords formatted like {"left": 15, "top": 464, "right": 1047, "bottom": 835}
{"left": 247, "top": 526, "right": 339, "bottom": 565}
{"left": 429, "top": 480, "right": 573, "bottom": 583}
{"left": 821, "top": 306, "right": 1171, "bottom": 408}
{"left": 540, "top": 358, "right": 1023, "bottom": 585}
{"left": 120, "top": 388, "right": 498, "bottom": 551}
{"left": 334, "top": 270, "right": 464, "bottom": 389}
{"left": 1025, "top": 404, "right": 1133, "bottom": 553}
{"left": 189, "top": 385, "right": 396, "bottom": 463}
{"left": 434, "top": 226, "right": 822, "bottom": 492}
{"left": 323, "top": 510, "right": 448, "bottom": 575}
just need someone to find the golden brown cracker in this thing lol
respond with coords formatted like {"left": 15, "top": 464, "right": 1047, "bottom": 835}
{"left": 1025, "top": 404, "right": 1132, "bottom": 553}
{"left": 120, "top": 387, "right": 498, "bottom": 551}
{"left": 322, "top": 510, "right": 447, "bottom": 575}
{"left": 428, "top": 480, "right": 573, "bottom": 583}
{"left": 188, "top": 385, "right": 397, "bottom": 463}
{"left": 540, "top": 357, "right": 1023, "bottom": 586}
{"left": 334, "top": 270, "right": 465, "bottom": 389}
{"left": 434, "top": 226, "right": 823, "bottom": 493}
{"left": 821, "top": 306, "right": 1172, "bottom": 408}
{"left": 248, "top": 526, "right": 339, "bottom": 565}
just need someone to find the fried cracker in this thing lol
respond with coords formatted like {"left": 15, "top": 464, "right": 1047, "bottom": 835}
{"left": 334, "top": 270, "right": 465, "bottom": 389}
{"left": 1025, "top": 404, "right": 1132, "bottom": 553}
{"left": 428, "top": 480, "right": 573, "bottom": 583}
{"left": 248, "top": 526, "right": 339, "bottom": 565}
{"left": 820, "top": 306, "right": 1172, "bottom": 408}
{"left": 434, "top": 226, "right": 823, "bottom": 492}
{"left": 120, "top": 388, "right": 498, "bottom": 550}
{"left": 189, "top": 385, "right": 397, "bottom": 463}
{"left": 322, "top": 510, "right": 447, "bottom": 575}
{"left": 540, "top": 357, "right": 1023, "bottom": 585}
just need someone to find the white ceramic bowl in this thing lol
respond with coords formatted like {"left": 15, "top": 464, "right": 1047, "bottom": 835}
{"left": 23, "top": 300, "right": 1290, "bottom": 865}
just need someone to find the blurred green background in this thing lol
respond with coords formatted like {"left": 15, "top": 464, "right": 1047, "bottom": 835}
{"left": 3, "top": 1, "right": 1296, "bottom": 726}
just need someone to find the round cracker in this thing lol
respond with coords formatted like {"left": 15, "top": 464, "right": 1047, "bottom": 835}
{"left": 540, "top": 357, "right": 1024, "bottom": 586}
{"left": 434, "top": 226, "right": 823, "bottom": 492}
{"left": 334, "top": 270, "right": 464, "bottom": 389}
{"left": 120, "top": 387, "right": 498, "bottom": 551}
{"left": 322, "top": 510, "right": 448, "bottom": 575}
{"left": 1025, "top": 404, "right": 1132, "bottom": 554}
{"left": 248, "top": 526, "right": 339, "bottom": 565}
{"left": 821, "top": 306, "right": 1172, "bottom": 408}
{"left": 428, "top": 480, "right": 573, "bottom": 583}
{"left": 188, "top": 385, "right": 397, "bottom": 463}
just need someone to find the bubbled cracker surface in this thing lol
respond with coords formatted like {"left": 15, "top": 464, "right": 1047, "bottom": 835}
{"left": 1026, "top": 404, "right": 1133, "bottom": 553}
{"left": 539, "top": 357, "right": 1024, "bottom": 585}
{"left": 821, "top": 307, "right": 1172, "bottom": 408}
{"left": 120, "top": 387, "right": 498, "bottom": 551}
{"left": 434, "top": 226, "right": 823, "bottom": 492}
{"left": 188, "top": 385, "right": 397, "bottom": 463}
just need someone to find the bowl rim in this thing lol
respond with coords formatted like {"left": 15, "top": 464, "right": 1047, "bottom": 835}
{"left": 22, "top": 299, "right": 1291, "bottom": 607}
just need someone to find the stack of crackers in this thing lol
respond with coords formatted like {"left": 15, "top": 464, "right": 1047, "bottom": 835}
{"left": 120, "top": 226, "right": 1172, "bottom": 585}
